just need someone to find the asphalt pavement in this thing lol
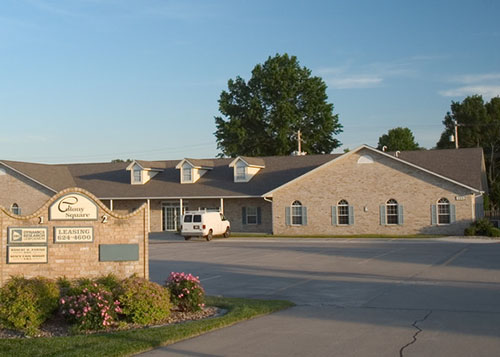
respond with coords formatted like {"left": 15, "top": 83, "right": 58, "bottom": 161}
{"left": 140, "top": 236, "right": 500, "bottom": 356}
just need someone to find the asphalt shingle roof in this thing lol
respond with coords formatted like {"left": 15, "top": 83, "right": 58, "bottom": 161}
{"left": 0, "top": 147, "right": 486, "bottom": 199}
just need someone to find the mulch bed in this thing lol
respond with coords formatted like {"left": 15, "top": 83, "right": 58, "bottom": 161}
{"left": 0, "top": 307, "right": 219, "bottom": 339}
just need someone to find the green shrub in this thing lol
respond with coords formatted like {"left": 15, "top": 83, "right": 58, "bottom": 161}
{"left": 60, "top": 283, "right": 121, "bottom": 331}
{"left": 464, "top": 218, "right": 500, "bottom": 237}
{"left": 165, "top": 272, "right": 205, "bottom": 312}
{"left": 0, "top": 276, "right": 59, "bottom": 335}
{"left": 115, "top": 276, "right": 172, "bottom": 325}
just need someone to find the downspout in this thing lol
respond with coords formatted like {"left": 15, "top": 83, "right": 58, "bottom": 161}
{"left": 263, "top": 196, "right": 273, "bottom": 235}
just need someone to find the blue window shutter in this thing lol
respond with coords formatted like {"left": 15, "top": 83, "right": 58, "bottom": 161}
{"left": 257, "top": 207, "right": 262, "bottom": 224}
{"left": 331, "top": 206, "right": 337, "bottom": 225}
{"left": 398, "top": 205, "right": 404, "bottom": 225}
{"left": 302, "top": 207, "right": 308, "bottom": 226}
{"left": 379, "top": 205, "right": 386, "bottom": 225}
{"left": 285, "top": 207, "right": 291, "bottom": 226}
{"left": 349, "top": 205, "right": 354, "bottom": 225}
{"left": 450, "top": 204, "right": 456, "bottom": 223}
{"left": 242, "top": 207, "right": 247, "bottom": 225}
{"left": 431, "top": 205, "right": 437, "bottom": 225}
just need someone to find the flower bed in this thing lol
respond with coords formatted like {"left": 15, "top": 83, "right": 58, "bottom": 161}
{"left": 0, "top": 273, "right": 212, "bottom": 338}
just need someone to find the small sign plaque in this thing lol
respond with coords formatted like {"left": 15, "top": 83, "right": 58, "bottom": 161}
{"left": 455, "top": 196, "right": 466, "bottom": 201}
{"left": 8, "top": 227, "right": 48, "bottom": 244}
{"left": 7, "top": 246, "right": 48, "bottom": 264}
{"left": 54, "top": 227, "right": 94, "bottom": 243}
{"left": 50, "top": 193, "right": 98, "bottom": 221}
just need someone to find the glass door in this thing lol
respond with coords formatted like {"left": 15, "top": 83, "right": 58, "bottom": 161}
{"left": 162, "top": 204, "right": 181, "bottom": 231}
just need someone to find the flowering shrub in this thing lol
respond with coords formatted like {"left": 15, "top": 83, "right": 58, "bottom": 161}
{"left": 0, "top": 276, "right": 59, "bottom": 336}
{"left": 60, "top": 283, "right": 122, "bottom": 331}
{"left": 165, "top": 272, "right": 205, "bottom": 312}
{"left": 115, "top": 276, "right": 172, "bottom": 325}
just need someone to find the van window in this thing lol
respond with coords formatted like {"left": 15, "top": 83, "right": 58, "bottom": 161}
{"left": 193, "top": 215, "right": 202, "bottom": 223}
{"left": 184, "top": 215, "right": 192, "bottom": 223}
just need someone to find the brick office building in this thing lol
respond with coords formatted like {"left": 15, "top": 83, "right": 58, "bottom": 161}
{"left": 0, "top": 145, "right": 488, "bottom": 236}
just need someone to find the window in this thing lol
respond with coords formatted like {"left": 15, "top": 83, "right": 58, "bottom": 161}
{"left": 337, "top": 200, "right": 349, "bottom": 225}
{"left": 432, "top": 200, "right": 455, "bottom": 225}
{"left": 285, "top": 201, "right": 307, "bottom": 226}
{"left": 246, "top": 206, "right": 257, "bottom": 224}
{"left": 236, "top": 163, "right": 246, "bottom": 181}
{"left": 11, "top": 203, "right": 20, "bottom": 215}
{"left": 292, "top": 201, "right": 303, "bottom": 225}
{"left": 133, "top": 169, "right": 141, "bottom": 183}
{"left": 193, "top": 215, "right": 201, "bottom": 223}
{"left": 183, "top": 166, "right": 192, "bottom": 182}
{"left": 184, "top": 215, "right": 192, "bottom": 223}
{"left": 386, "top": 199, "right": 399, "bottom": 225}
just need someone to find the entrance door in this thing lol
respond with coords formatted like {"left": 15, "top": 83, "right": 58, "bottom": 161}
{"left": 162, "top": 204, "right": 181, "bottom": 231}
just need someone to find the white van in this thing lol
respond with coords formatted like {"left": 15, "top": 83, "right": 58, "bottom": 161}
{"left": 181, "top": 211, "right": 231, "bottom": 241}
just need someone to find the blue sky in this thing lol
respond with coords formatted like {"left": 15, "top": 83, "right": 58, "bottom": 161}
{"left": 1, "top": 0, "right": 499, "bottom": 163}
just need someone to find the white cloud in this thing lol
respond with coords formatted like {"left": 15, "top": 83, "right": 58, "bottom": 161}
{"left": 440, "top": 72, "right": 500, "bottom": 99}
{"left": 327, "top": 75, "right": 383, "bottom": 89}
{"left": 439, "top": 85, "right": 500, "bottom": 98}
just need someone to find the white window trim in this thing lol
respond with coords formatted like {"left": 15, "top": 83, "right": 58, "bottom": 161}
{"left": 291, "top": 201, "right": 303, "bottom": 226}
{"left": 337, "top": 200, "right": 349, "bottom": 225}
{"left": 437, "top": 198, "right": 451, "bottom": 225}
{"left": 386, "top": 199, "right": 399, "bottom": 225}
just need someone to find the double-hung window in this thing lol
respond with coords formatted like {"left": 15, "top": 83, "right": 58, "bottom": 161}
{"left": 285, "top": 201, "right": 307, "bottom": 226}
{"left": 133, "top": 169, "right": 142, "bottom": 183}
{"left": 432, "top": 198, "right": 455, "bottom": 225}
{"left": 183, "top": 166, "right": 192, "bottom": 182}
{"left": 380, "top": 199, "right": 403, "bottom": 225}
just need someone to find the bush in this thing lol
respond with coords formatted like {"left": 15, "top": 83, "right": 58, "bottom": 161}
{"left": 0, "top": 276, "right": 59, "bottom": 335}
{"left": 165, "top": 272, "right": 205, "bottom": 312}
{"left": 464, "top": 218, "right": 500, "bottom": 237}
{"left": 60, "top": 283, "right": 121, "bottom": 331}
{"left": 115, "top": 276, "right": 172, "bottom": 325}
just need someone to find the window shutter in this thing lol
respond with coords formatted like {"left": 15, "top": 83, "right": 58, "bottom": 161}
{"left": 431, "top": 205, "right": 437, "bottom": 225}
{"left": 348, "top": 205, "right": 354, "bottom": 225}
{"left": 398, "top": 205, "right": 404, "bottom": 225}
{"left": 257, "top": 207, "right": 262, "bottom": 224}
{"left": 450, "top": 204, "right": 456, "bottom": 223}
{"left": 242, "top": 207, "right": 247, "bottom": 225}
{"left": 331, "top": 206, "right": 337, "bottom": 225}
{"left": 302, "top": 207, "right": 308, "bottom": 226}
{"left": 285, "top": 207, "right": 291, "bottom": 226}
{"left": 379, "top": 205, "right": 386, "bottom": 225}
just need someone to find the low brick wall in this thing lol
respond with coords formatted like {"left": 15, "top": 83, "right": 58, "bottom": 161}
{"left": 0, "top": 188, "right": 148, "bottom": 286}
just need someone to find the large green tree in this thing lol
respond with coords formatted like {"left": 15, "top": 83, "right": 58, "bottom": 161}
{"left": 436, "top": 95, "right": 500, "bottom": 209}
{"left": 377, "top": 127, "right": 420, "bottom": 151}
{"left": 214, "top": 53, "right": 342, "bottom": 157}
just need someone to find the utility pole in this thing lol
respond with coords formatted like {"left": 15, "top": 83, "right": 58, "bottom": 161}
{"left": 297, "top": 129, "right": 302, "bottom": 154}
{"left": 453, "top": 120, "right": 459, "bottom": 149}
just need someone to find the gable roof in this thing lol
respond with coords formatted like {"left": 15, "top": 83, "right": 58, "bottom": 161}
{"left": 175, "top": 158, "right": 214, "bottom": 170}
{"left": 0, "top": 145, "right": 486, "bottom": 200}
{"left": 263, "top": 145, "right": 485, "bottom": 196}
{"left": 229, "top": 156, "right": 266, "bottom": 168}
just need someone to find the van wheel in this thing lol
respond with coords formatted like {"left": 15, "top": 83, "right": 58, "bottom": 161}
{"left": 206, "top": 229, "right": 213, "bottom": 241}
{"left": 184, "top": 236, "right": 191, "bottom": 241}
{"left": 223, "top": 227, "right": 230, "bottom": 238}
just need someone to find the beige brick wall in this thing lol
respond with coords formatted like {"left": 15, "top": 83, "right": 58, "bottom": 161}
{"left": 272, "top": 149, "right": 478, "bottom": 236}
{"left": 0, "top": 164, "right": 53, "bottom": 215}
{"left": 0, "top": 188, "right": 148, "bottom": 286}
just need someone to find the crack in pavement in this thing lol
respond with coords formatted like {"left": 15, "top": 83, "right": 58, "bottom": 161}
{"left": 399, "top": 310, "right": 432, "bottom": 357}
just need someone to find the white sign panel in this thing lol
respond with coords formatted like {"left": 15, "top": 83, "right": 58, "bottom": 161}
{"left": 50, "top": 193, "right": 98, "bottom": 221}
{"left": 8, "top": 246, "right": 48, "bottom": 264}
{"left": 54, "top": 227, "right": 94, "bottom": 243}
{"left": 8, "top": 227, "right": 48, "bottom": 244}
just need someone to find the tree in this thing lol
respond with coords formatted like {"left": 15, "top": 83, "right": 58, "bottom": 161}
{"left": 377, "top": 127, "right": 420, "bottom": 151}
{"left": 214, "top": 53, "right": 342, "bottom": 157}
{"left": 436, "top": 95, "right": 500, "bottom": 209}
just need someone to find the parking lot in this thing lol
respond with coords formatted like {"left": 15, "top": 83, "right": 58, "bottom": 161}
{"left": 145, "top": 237, "right": 500, "bottom": 356}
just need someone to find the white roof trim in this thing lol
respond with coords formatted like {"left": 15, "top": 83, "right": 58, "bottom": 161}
{"left": 228, "top": 157, "right": 265, "bottom": 168}
{"left": 0, "top": 161, "right": 58, "bottom": 193}
{"left": 126, "top": 161, "right": 162, "bottom": 172}
{"left": 175, "top": 159, "right": 213, "bottom": 170}
{"left": 99, "top": 195, "right": 264, "bottom": 200}
{"left": 261, "top": 145, "right": 483, "bottom": 197}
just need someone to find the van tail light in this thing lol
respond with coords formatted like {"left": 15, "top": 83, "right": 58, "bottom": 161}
{"left": 202, "top": 224, "right": 206, "bottom": 229}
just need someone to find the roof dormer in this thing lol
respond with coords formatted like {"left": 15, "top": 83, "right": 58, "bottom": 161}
{"left": 228, "top": 156, "right": 265, "bottom": 183}
{"left": 126, "top": 160, "right": 163, "bottom": 185}
{"left": 175, "top": 159, "right": 213, "bottom": 184}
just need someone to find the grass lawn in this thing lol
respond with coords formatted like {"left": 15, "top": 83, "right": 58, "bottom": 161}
{"left": 0, "top": 296, "right": 294, "bottom": 357}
